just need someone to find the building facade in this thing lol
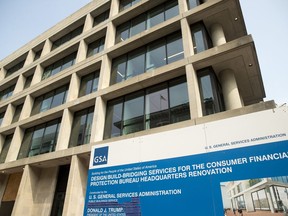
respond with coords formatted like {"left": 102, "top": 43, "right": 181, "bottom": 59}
{"left": 0, "top": 0, "right": 272, "bottom": 215}
{"left": 224, "top": 177, "right": 288, "bottom": 213}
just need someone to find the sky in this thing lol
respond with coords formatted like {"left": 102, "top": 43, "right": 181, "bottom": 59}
{"left": 0, "top": 0, "right": 287, "bottom": 105}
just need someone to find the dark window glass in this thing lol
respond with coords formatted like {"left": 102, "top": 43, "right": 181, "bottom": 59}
{"left": 123, "top": 91, "right": 144, "bottom": 135}
{"left": 0, "top": 85, "right": 15, "bottom": 101}
{"left": 42, "top": 52, "right": 77, "bottom": 80}
{"left": 116, "top": 0, "right": 178, "bottom": 43}
{"left": 169, "top": 77, "right": 190, "bottom": 123}
{"left": 5, "top": 60, "right": 25, "bottom": 77}
{"left": 119, "top": 0, "right": 141, "bottom": 12}
{"left": 18, "top": 119, "right": 61, "bottom": 159}
{"left": 52, "top": 25, "right": 84, "bottom": 50}
{"left": 112, "top": 32, "right": 183, "bottom": 85}
{"left": 116, "top": 22, "right": 130, "bottom": 43}
{"left": 145, "top": 84, "right": 169, "bottom": 129}
{"left": 24, "top": 75, "right": 33, "bottom": 89}
{"left": 0, "top": 135, "right": 13, "bottom": 163}
{"left": 104, "top": 76, "right": 190, "bottom": 139}
{"left": 165, "top": 0, "right": 179, "bottom": 20}
{"left": 87, "top": 37, "right": 105, "bottom": 57}
{"left": 0, "top": 112, "right": 5, "bottom": 126}
{"left": 12, "top": 104, "right": 23, "bottom": 123}
{"left": 34, "top": 49, "right": 42, "bottom": 61}
{"left": 69, "top": 107, "right": 94, "bottom": 148}
{"left": 166, "top": 33, "right": 184, "bottom": 63}
{"left": 130, "top": 14, "right": 146, "bottom": 37}
{"left": 191, "top": 23, "right": 212, "bottom": 53}
{"left": 147, "top": 6, "right": 165, "bottom": 28}
{"left": 146, "top": 39, "right": 166, "bottom": 70}
{"left": 198, "top": 68, "right": 225, "bottom": 116}
{"left": 126, "top": 48, "right": 146, "bottom": 79}
{"left": 111, "top": 55, "right": 127, "bottom": 84}
{"left": 32, "top": 85, "right": 68, "bottom": 115}
{"left": 104, "top": 98, "right": 123, "bottom": 139}
{"left": 79, "top": 71, "right": 100, "bottom": 97}
{"left": 93, "top": 9, "right": 110, "bottom": 27}
{"left": 187, "top": 0, "right": 204, "bottom": 9}
{"left": 50, "top": 165, "right": 70, "bottom": 216}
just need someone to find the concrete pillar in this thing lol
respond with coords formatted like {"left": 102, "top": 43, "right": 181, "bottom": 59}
{"left": 66, "top": 73, "right": 81, "bottom": 102}
{"left": 266, "top": 186, "right": 276, "bottom": 213}
{"left": 178, "top": 0, "right": 187, "bottom": 14}
{"left": 181, "top": 18, "right": 195, "bottom": 58}
{"left": 185, "top": 64, "right": 202, "bottom": 118}
{"left": 41, "top": 39, "right": 52, "bottom": 57}
{"left": 210, "top": 23, "right": 226, "bottom": 46}
{"left": 12, "top": 165, "right": 58, "bottom": 216}
{"left": 62, "top": 156, "right": 88, "bottom": 216}
{"left": 83, "top": 13, "right": 94, "bottom": 32}
{"left": 2, "top": 104, "right": 14, "bottom": 127}
{"left": 76, "top": 40, "right": 88, "bottom": 63}
{"left": 0, "top": 135, "right": 5, "bottom": 156}
{"left": 31, "top": 64, "right": 43, "bottom": 85}
{"left": 0, "top": 67, "right": 5, "bottom": 81}
{"left": 98, "top": 55, "right": 112, "bottom": 90}
{"left": 5, "top": 127, "right": 24, "bottom": 162}
{"left": 105, "top": 22, "right": 116, "bottom": 49}
{"left": 90, "top": 97, "right": 106, "bottom": 142}
{"left": 110, "top": 0, "right": 120, "bottom": 17}
{"left": 56, "top": 109, "right": 73, "bottom": 151}
{"left": 14, "top": 74, "right": 25, "bottom": 94}
{"left": 20, "top": 95, "right": 34, "bottom": 120}
{"left": 219, "top": 69, "right": 242, "bottom": 110}
{"left": 24, "top": 50, "right": 35, "bottom": 67}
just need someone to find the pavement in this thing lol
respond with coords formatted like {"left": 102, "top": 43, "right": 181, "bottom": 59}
{"left": 225, "top": 209, "right": 285, "bottom": 216}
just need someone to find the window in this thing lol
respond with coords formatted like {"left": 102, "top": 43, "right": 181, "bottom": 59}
{"left": 52, "top": 25, "right": 84, "bottom": 50}
{"left": 0, "top": 85, "right": 15, "bottom": 101}
{"left": 18, "top": 118, "right": 61, "bottom": 159}
{"left": 119, "top": 0, "right": 141, "bottom": 12}
{"left": 93, "top": 9, "right": 110, "bottom": 27}
{"left": 24, "top": 75, "right": 33, "bottom": 89}
{"left": 104, "top": 76, "right": 190, "bottom": 139}
{"left": 69, "top": 107, "right": 94, "bottom": 148}
{"left": 5, "top": 60, "right": 25, "bottom": 77}
{"left": 187, "top": 0, "right": 203, "bottom": 10}
{"left": 0, "top": 135, "right": 13, "bottom": 163}
{"left": 116, "top": 0, "right": 179, "bottom": 43}
{"left": 87, "top": 37, "right": 105, "bottom": 57}
{"left": 12, "top": 104, "right": 23, "bottom": 123}
{"left": 34, "top": 49, "right": 42, "bottom": 61}
{"left": 31, "top": 85, "right": 68, "bottom": 115}
{"left": 42, "top": 52, "right": 77, "bottom": 80}
{"left": 0, "top": 112, "right": 5, "bottom": 126}
{"left": 111, "top": 31, "right": 183, "bottom": 84}
{"left": 197, "top": 68, "right": 225, "bottom": 116}
{"left": 191, "top": 22, "right": 212, "bottom": 53}
{"left": 79, "top": 71, "right": 100, "bottom": 97}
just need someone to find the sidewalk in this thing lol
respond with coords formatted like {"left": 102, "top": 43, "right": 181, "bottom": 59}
{"left": 226, "top": 209, "right": 284, "bottom": 216}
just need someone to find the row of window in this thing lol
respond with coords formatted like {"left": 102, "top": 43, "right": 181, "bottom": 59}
{"left": 2, "top": 0, "right": 204, "bottom": 79}
{"left": 116, "top": 0, "right": 178, "bottom": 43}
{"left": 0, "top": 67, "right": 224, "bottom": 162}
{"left": 1, "top": 21, "right": 211, "bottom": 104}
{"left": 112, "top": 31, "right": 184, "bottom": 84}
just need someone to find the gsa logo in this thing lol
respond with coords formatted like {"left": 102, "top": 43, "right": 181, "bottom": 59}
{"left": 93, "top": 146, "right": 108, "bottom": 166}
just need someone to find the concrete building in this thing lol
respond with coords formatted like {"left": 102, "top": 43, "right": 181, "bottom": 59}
{"left": 0, "top": 0, "right": 273, "bottom": 215}
{"left": 224, "top": 177, "right": 288, "bottom": 213}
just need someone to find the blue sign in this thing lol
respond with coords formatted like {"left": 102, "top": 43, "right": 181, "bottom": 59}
{"left": 84, "top": 140, "right": 288, "bottom": 216}
{"left": 93, "top": 146, "right": 109, "bottom": 166}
